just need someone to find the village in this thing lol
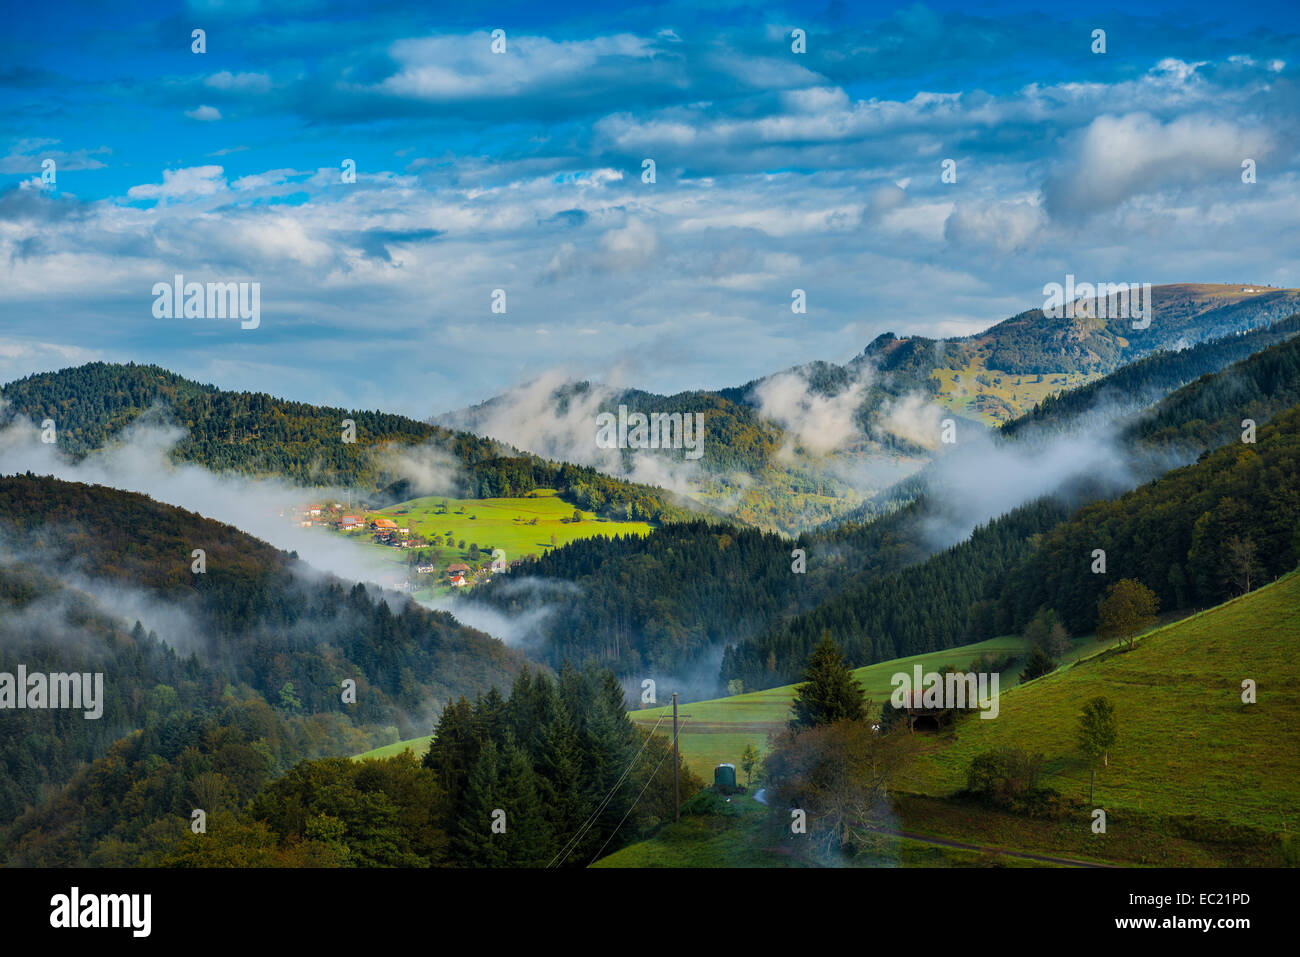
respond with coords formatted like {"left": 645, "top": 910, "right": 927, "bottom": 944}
{"left": 286, "top": 500, "right": 524, "bottom": 593}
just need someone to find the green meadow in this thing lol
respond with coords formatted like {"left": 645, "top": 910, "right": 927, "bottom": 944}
{"left": 342, "top": 488, "right": 653, "bottom": 598}
{"left": 353, "top": 735, "right": 433, "bottom": 762}
{"left": 370, "top": 488, "right": 652, "bottom": 562}
{"left": 901, "top": 571, "right": 1300, "bottom": 833}
{"left": 593, "top": 792, "right": 1052, "bottom": 868}
{"left": 352, "top": 636, "right": 1030, "bottom": 766}
{"left": 627, "top": 635, "right": 1033, "bottom": 779}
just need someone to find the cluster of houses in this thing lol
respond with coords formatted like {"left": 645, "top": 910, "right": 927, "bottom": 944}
{"left": 426, "top": 556, "right": 521, "bottom": 589}
{"left": 290, "top": 501, "right": 526, "bottom": 592}
{"left": 292, "top": 503, "right": 370, "bottom": 529}
{"left": 368, "top": 517, "right": 414, "bottom": 548}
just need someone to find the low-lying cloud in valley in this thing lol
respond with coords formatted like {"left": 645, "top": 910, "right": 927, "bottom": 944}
{"left": 0, "top": 405, "right": 397, "bottom": 587}
{"left": 751, "top": 366, "right": 871, "bottom": 458}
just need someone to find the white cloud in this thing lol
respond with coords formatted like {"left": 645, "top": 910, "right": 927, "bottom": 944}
{"left": 751, "top": 366, "right": 870, "bottom": 457}
{"left": 1044, "top": 112, "right": 1272, "bottom": 221}
{"left": 127, "top": 165, "right": 227, "bottom": 199}
{"left": 185, "top": 105, "right": 223, "bottom": 122}
{"left": 373, "top": 32, "right": 655, "bottom": 100}
{"left": 204, "top": 71, "right": 272, "bottom": 94}
{"left": 945, "top": 198, "right": 1046, "bottom": 252}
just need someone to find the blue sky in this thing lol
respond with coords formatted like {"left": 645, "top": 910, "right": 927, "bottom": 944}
{"left": 2, "top": 0, "right": 1298, "bottom": 416}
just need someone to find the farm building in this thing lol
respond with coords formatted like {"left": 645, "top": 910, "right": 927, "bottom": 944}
{"left": 450, "top": 573, "right": 467, "bottom": 588}
{"left": 447, "top": 562, "right": 471, "bottom": 575}
{"left": 900, "top": 688, "right": 951, "bottom": 732}
{"left": 372, "top": 518, "right": 398, "bottom": 531}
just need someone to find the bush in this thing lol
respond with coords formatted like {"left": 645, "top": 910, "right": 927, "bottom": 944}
{"left": 966, "top": 747, "right": 1045, "bottom": 807}
{"left": 681, "top": 788, "right": 742, "bottom": 818}
{"left": 1020, "top": 645, "right": 1056, "bottom": 682}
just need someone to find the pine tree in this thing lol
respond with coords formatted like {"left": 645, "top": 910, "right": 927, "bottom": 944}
{"left": 534, "top": 697, "right": 589, "bottom": 865}
{"left": 499, "top": 739, "right": 552, "bottom": 867}
{"left": 452, "top": 740, "right": 507, "bottom": 867}
{"left": 790, "top": 632, "right": 865, "bottom": 729}
{"left": 425, "top": 696, "right": 478, "bottom": 814}
{"left": 1020, "top": 644, "right": 1055, "bottom": 682}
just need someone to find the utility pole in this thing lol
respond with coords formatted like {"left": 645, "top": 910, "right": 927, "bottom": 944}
{"left": 668, "top": 693, "right": 691, "bottom": 823}
{"left": 672, "top": 692, "right": 680, "bottom": 823}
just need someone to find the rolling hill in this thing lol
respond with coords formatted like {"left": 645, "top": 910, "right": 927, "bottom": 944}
{"left": 902, "top": 570, "right": 1300, "bottom": 832}
{"left": 439, "top": 284, "right": 1300, "bottom": 533}
{"left": 0, "top": 362, "right": 704, "bottom": 525}
{"left": 0, "top": 474, "right": 540, "bottom": 864}
{"left": 598, "top": 572, "right": 1297, "bottom": 868}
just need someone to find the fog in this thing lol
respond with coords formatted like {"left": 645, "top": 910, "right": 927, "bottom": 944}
{"left": 436, "top": 371, "right": 708, "bottom": 499}
{"left": 751, "top": 365, "right": 871, "bottom": 458}
{"left": 0, "top": 406, "right": 399, "bottom": 587}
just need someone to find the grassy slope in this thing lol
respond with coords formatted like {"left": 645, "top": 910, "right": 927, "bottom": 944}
{"left": 932, "top": 358, "right": 1097, "bottom": 425}
{"left": 592, "top": 792, "right": 1051, "bottom": 868}
{"left": 627, "top": 635, "right": 1032, "bottom": 778}
{"left": 336, "top": 488, "right": 653, "bottom": 599}
{"left": 374, "top": 489, "right": 650, "bottom": 558}
{"left": 902, "top": 571, "right": 1300, "bottom": 832}
{"left": 599, "top": 577, "right": 1298, "bottom": 867}
{"left": 353, "top": 635, "right": 1030, "bottom": 763}
{"left": 360, "top": 569, "right": 1297, "bottom": 830}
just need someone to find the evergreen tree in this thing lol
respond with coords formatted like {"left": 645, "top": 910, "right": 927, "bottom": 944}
{"left": 425, "top": 696, "right": 477, "bottom": 813}
{"left": 452, "top": 740, "right": 507, "bottom": 867}
{"left": 1020, "top": 644, "right": 1055, "bottom": 682}
{"left": 499, "top": 739, "right": 552, "bottom": 866}
{"left": 789, "top": 633, "right": 865, "bottom": 729}
{"left": 533, "top": 696, "right": 589, "bottom": 864}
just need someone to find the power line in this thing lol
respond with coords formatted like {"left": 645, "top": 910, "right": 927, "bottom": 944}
{"left": 548, "top": 712, "right": 666, "bottom": 868}
{"left": 589, "top": 717, "right": 689, "bottom": 865}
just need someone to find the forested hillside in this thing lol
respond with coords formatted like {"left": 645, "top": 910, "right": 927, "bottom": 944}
{"left": 0, "top": 475, "right": 528, "bottom": 719}
{"left": 471, "top": 326, "right": 1300, "bottom": 690}
{"left": 740, "top": 332, "right": 1300, "bottom": 682}
{"left": 1002, "top": 314, "right": 1300, "bottom": 439}
{"left": 729, "top": 402, "right": 1300, "bottom": 687}
{"left": 998, "top": 404, "right": 1300, "bottom": 635}
{"left": 1129, "top": 331, "right": 1300, "bottom": 453}
{"left": 6, "top": 661, "right": 690, "bottom": 868}
{"left": 0, "top": 363, "right": 701, "bottom": 524}
{"left": 466, "top": 522, "right": 807, "bottom": 680}
{"left": 720, "top": 499, "right": 1072, "bottom": 687}
{"left": 0, "top": 474, "right": 540, "bottom": 859}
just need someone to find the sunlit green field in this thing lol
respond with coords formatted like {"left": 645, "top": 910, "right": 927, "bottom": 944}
{"left": 369, "top": 488, "right": 652, "bottom": 562}
{"left": 628, "top": 635, "right": 1033, "bottom": 778}
{"left": 336, "top": 488, "right": 653, "bottom": 598}
{"left": 353, "top": 735, "right": 433, "bottom": 762}
{"left": 903, "top": 572, "right": 1300, "bottom": 831}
